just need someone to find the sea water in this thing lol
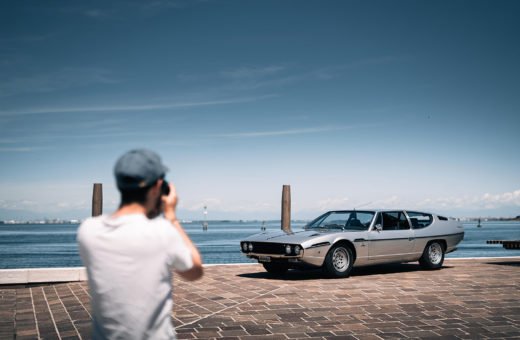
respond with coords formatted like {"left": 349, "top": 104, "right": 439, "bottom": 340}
{"left": 0, "top": 220, "right": 519, "bottom": 269}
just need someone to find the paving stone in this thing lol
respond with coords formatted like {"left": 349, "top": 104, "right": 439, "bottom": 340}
{"left": 0, "top": 258, "right": 519, "bottom": 339}
{"left": 218, "top": 329, "right": 248, "bottom": 337}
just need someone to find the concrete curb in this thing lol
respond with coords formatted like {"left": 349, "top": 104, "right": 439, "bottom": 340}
{"left": 446, "top": 255, "right": 520, "bottom": 260}
{"left": 0, "top": 263, "right": 257, "bottom": 285}
{"left": 0, "top": 267, "right": 88, "bottom": 285}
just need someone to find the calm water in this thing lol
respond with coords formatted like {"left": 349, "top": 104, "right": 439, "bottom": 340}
{"left": 0, "top": 220, "right": 519, "bottom": 269}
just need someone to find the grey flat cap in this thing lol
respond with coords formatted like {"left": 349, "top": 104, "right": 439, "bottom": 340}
{"left": 114, "top": 149, "right": 168, "bottom": 190}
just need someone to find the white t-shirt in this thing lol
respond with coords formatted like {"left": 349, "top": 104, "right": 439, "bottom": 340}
{"left": 77, "top": 214, "right": 193, "bottom": 340}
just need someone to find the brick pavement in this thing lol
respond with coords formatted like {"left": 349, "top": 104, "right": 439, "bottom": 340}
{"left": 1, "top": 257, "right": 519, "bottom": 339}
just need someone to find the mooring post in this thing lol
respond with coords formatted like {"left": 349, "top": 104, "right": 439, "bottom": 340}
{"left": 281, "top": 185, "right": 291, "bottom": 231}
{"left": 92, "top": 183, "right": 103, "bottom": 217}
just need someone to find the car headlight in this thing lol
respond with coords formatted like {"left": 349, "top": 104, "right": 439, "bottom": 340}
{"left": 294, "top": 245, "right": 301, "bottom": 255}
{"left": 242, "top": 243, "right": 248, "bottom": 251}
{"left": 285, "top": 244, "right": 292, "bottom": 254}
{"left": 248, "top": 243, "right": 253, "bottom": 251}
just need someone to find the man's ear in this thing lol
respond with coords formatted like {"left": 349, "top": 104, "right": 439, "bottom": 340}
{"left": 155, "top": 179, "right": 163, "bottom": 191}
{"left": 149, "top": 179, "right": 162, "bottom": 195}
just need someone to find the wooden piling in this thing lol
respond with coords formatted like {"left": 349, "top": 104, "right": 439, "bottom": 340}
{"left": 281, "top": 185, "right": 291, "bottom": 231}
{"left": 92, "top": 183, "right": 103, "bottom": 217}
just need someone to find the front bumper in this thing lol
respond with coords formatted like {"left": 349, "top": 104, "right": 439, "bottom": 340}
{"left": 241, "top": 241, "right": 304, "bottom": 264}
{"left": 240, "top": 241, "right": 330, "bottom": 268}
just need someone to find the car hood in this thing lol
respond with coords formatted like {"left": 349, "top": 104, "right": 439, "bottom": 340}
{"left": 243, "top": 228, "right": 357, "bottom": 245}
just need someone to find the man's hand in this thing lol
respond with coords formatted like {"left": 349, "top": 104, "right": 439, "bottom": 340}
{"left": 161, "top": 182, "right": 204, "bottom": 281}
{"left": 161, "top": 183, "right": 178, "bottom": 221}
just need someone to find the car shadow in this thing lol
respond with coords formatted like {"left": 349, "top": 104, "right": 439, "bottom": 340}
{"left": 486, "top": 260, "right": 520, "bottom": 267}
{"left": 238, "top": 268, "right": 325, "bottom": 281}
{"left": 352, "top": 263, "right": 453, "bottom": 276}
{"left": 237, "top": 263, "right": 454, "bottom": 281}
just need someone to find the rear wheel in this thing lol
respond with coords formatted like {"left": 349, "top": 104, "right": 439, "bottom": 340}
{"left": 262, "top": 262, "right": 289, "bottom": 275}
{"left": 324, "top": 244, "right": 353, "bottom": 278}
{"left": 419, "top": 241, "right": 445, "bottom": 269}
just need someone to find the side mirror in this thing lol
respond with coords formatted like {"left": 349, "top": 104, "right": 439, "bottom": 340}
{"left": 375, "top": 224, "right": 382, "bottom": 232}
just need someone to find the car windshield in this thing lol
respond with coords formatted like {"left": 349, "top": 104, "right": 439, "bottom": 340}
{"left": 305, "top": 211, "right": 375, "bottom": 231}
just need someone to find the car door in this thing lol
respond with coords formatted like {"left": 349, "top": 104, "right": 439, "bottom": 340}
{"left": 368, "top": 211, "right": 415, "bottom": 264}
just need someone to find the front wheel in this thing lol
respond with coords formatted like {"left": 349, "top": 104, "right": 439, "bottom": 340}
{"left": 324, "top": 245, "right": 353, "bottom": 278}
{"left": 419, "top": 241, "right": 445, "bottom": 269}
{"left": 262, "top": 262, "right": 289, "bottom": 275}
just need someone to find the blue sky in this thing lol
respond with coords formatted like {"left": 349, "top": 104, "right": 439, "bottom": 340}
{"left": 1, "top": 0, "right": 519, "bottom": 220}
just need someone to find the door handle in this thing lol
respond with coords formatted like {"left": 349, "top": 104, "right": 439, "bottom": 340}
{"left": 408, "top": 237, "right": 415, "bottom": 241}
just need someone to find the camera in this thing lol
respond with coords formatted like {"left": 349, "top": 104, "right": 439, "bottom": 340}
{"left": 161, "top": 180, "right": 170, "bottom": 196}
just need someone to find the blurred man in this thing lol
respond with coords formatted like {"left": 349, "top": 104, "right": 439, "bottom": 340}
{"left": 78, "top": 149, "right": 203, "bottom": 339}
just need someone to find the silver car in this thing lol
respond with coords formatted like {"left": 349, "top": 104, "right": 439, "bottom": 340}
{"left": 240, "top": 210, "right": 464, "bottom": 278}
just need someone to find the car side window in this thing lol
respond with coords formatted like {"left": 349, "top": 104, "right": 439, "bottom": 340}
{"left": 382, "top": 212, "right": 399, "bottom": 230}
{"left": 406, "top": 211, "right": 433, "bottom": 229}
{"left": 398, "top": 211, "right": 410, "bottom": 230}
{"left": 381, "top": 211, "right": 409, "bottom": 230}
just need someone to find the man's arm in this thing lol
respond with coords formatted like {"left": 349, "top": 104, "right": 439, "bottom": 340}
{"left": 162, "top": 183, "right": 203, "bottom": 281}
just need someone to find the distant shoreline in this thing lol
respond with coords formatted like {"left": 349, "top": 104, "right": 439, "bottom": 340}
{"left": 459, "top": 216, "right": 520, "bottom": 222}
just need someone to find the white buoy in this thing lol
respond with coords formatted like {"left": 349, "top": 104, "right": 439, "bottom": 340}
{"left": 203, "top": 205, "right": 208, "bottom": 231}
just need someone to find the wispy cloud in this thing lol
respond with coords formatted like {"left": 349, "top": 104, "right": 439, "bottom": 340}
{"left": 219, "top": 66, "right": 287, "bottom": 79}
{"left": 0, "top": 68, "right": 117, "bottom": 98}
{"left": 0, "top": 95, "right": 276, "bottom": 116}
{"left": 57, "top": 5, "right": 117, "bottom": 19}
{"left": 58, "top": 1, "right": 210, "bottom": 20}
{"left": 178, "top": 57, "right": 407, "bottom": 92}
{"left": 215, "top": 125, "right": 352, "bottom": 138}
{"left": 318, "top": 189, "right": 520, "bottom": 214}
{"left": 315, "top": 197, "right": 350, "bottom": 211}
{"left": 178, "top": 64, "right": 328, "bottom": 92}
{"left": 340, "top": 55, "right": 411, "bottom": 70}
{"left": 0, "top": 198, "right": 88, "bottom": 212}
{"left": 142, "top": 0, "right": 210, "bottom": 10}
{"left": 83, "top": 9, "right": 112, "bottom": 18}
{"left": 178, "top": 65, "right": 287, "bottom": 83}
{"left": 0, "top": 34, "right": 55, "bottom": 43}
{"left": 249, "top": 56, "right": 409, "bottom": 89}
{"left": 0, "top": 146, "right": 52, "bottom": 152}
{"left": 180, "top": 198, "right": 277, "bottom": 213}
{"left": 0, "top": 199, "right": 38, "bottom": 209}
{"left": 0, "top": 131, "right": 158, "bottom": 145}
{"left": 417, "top": 190, "right": 520, "bottom": 210}
{"left": 238, "top": 70, "right": 328, "bottom": 90}
{"left": 366, "top": 196, "right": 401, "bottom": 209}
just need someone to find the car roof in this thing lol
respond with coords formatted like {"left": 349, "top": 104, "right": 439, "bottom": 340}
{"left": 329, "top": 209, "right": 436, "bottom": 215}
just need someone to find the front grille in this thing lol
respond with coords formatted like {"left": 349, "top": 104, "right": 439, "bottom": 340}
{"left": 251, "top": 242, "right": 285, "bottom": 255}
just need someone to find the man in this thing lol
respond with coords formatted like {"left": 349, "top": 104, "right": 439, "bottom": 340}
{"left": 78, "top": 149, "right": 203, "bottom": 340}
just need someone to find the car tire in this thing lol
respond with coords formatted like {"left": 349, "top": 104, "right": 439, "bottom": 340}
{"left": 324, "top": 244, "right": 353, "bottom": 278}
{"left": 262, "top": 263, "right": 289, "bottom": 275}
{"left": 419, "top": 241, "right": 445, "bottom": 269}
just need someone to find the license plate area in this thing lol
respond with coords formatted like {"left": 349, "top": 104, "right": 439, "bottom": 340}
{"left": 258, "top": 256, "right": 271, "bottom": 263}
